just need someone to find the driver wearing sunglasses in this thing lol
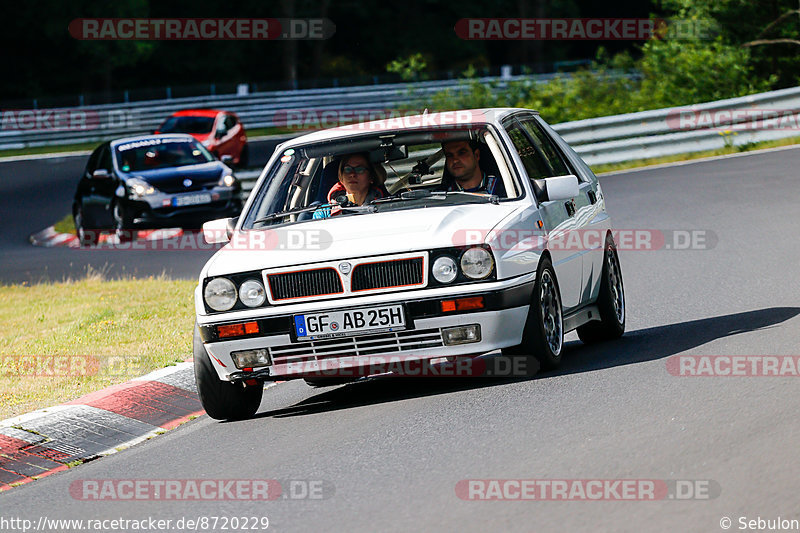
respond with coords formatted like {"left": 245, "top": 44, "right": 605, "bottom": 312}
{"left": 313, "top": 153, "right": 387, "bottom": 219}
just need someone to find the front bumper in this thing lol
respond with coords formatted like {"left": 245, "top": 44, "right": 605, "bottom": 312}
{"left": 124, "top": 188, "right": 242, "bottom": 228}
{"left": 198, "top": 279, "right": 534, "bottom": 381}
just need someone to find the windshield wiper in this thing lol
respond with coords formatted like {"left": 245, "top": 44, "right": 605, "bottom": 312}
{"left": 252, "top": 204, "right": 322, "bottom": 226}
{"left": 253, "top": 202, "right": 376, "bottom": 226}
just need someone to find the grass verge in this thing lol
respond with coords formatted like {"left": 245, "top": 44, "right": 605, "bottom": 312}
{"left": 52, "top": 213, "right": 75, "bottom": 235}
{"left": 0, "top": 274, "right": 196, "bottom": 420}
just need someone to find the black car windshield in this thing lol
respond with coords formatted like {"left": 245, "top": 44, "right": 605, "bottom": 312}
{"left": 115, "top": 138, "right": 215, "bottom": 172}
{"left": 159, "top": 116, "right": 215, "bottom": 134}
{"left": 241, "top": 126, "right": 518, "bottom": 229}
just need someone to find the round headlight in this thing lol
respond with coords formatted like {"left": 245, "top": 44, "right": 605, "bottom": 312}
{"left": 219, "top": 173, "right": 236, "bottom": 187}
{"left": 432, "top": 256, "right": 458, "bottom": 284}
{"left": 204, "top": 277, "right": 237, "bottom": 311}
{"left": 239, "top": 279, "right": 266, "bottom": 307}
{"left": 460, "top": 247, "right": 494, "bottom": 280}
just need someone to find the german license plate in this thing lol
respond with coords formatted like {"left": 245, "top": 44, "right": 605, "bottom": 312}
{"left": 172, "top": 193, "right": 211, "bottom": 207}
{"left": 294, "top": 305, "right": 405, "bottom": 341}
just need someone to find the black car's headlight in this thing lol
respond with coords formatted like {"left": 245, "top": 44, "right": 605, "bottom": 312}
{"left": 218, "top": 171, "right": 236, "bottom": 188}
{"left": 127, "top": 177, "right": 156, "bottom": 198}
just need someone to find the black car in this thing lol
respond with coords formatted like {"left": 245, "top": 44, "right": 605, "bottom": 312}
{"left": 73, "top": 134, "right": 242, "bottom": 246}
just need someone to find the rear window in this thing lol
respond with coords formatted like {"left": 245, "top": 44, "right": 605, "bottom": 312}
{"left": 159, "top": 116, "right": 215, "bottom": 134}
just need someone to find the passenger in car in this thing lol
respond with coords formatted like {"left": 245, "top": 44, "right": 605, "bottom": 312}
{"left": 438, "top": 140, "right": 506, "bottom": 197}
{"left": 313, "top": 153, "right": 387, "bottom": 218}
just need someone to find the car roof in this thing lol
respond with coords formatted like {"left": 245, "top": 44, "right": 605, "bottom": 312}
{"left": 280, "top": 108, "right": 533, "bottom": 148}
{"left": 109, "top": 133, "right": 196, "bottom": 148}
{"left": 170, "top": 109, "right": 224, "bottom": 117}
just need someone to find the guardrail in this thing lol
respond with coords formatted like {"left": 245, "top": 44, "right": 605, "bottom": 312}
{"left": 557, "top": 86, "right": 800, "bottom": 165}
{"left": 0, "top": 73, "right": 568, "bottom": 151}
{"left": 2, "top": 78, "right": 798, "bottom": 167}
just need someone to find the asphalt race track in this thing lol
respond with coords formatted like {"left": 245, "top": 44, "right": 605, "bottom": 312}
{"left": 2, "top": 147, "right": 800, "bottom": 531}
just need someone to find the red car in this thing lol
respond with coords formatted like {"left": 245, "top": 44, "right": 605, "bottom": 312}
{"left": 155, "top": 109, "right": 248, "bottom": 167}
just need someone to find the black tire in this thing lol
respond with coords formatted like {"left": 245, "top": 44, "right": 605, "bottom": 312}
{"left": 502, "top": 255, "right": 564, "bottom": 370}
{"left": 238, "top": 144, "right": 249, "bottom": 168}
{"left": 577, "top": 236, "right": 626, "bottom": 344}
{"left": 74, "top": 205, "right": 99, "bottom": 247}
{"left": 113, "top": 202, "right": 135, "bottom": 243}
{"left": 193, "top": 324, "right": 263, "bottom": 420}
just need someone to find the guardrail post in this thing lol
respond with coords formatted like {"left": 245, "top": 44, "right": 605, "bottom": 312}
{"left": 124, "top": 90, "right": 129, "bottom": 103}
{"left": 166, "top": 87, "right": 172, "bottom": 99}
{"left": 210, "top": 84, "right": 215, "bottom": 96}
{"left": 79, "top": 95, "right": 84, "bottom": 106}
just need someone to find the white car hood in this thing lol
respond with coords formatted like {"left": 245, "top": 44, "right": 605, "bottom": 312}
{"left": 203, "top": 203, "right": 521, "bottom": 277}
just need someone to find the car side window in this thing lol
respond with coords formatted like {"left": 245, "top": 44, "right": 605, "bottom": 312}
{"left": 518, "top": 118, "right": 571, "bottom": 178}
{"left": 85, "top": 146, "right": 101, "bottom": 175}
{"left": 505, "top": 122, "right": 554, "bottom": 180}
{"left": 98, "top": 146, "right": 112, "bottom": 170}
{"left": 224, "top": 115, "right": 237, "bottom": 129}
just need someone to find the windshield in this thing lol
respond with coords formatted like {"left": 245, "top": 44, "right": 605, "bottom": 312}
{"left": 241, "top": 126, "right": 519, "bottom": 229}
{"left": 115, "top": 138, "right": 215, "bottom": 172}
{"left": 159, "top": 115, "right": 215, "bottom": 134}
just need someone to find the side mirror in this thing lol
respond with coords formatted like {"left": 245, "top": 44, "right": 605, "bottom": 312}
{"left": 92, "top": 169, "right": 111, "bottom": 179}
{"left": 220, "top": 154, "right": 233, "bottom": 164}
{"left": 532, "top": 174, "right": 579, "bottom": 203}
{"left": 202, "top": 217, "right": 236, "bottom": 244}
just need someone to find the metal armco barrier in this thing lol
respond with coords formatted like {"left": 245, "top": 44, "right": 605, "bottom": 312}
{"left": 2, "top": 79, "right": 799, "bottom": 166}
{"left": 556, "top": 85, "right": 800, "bottom": 165}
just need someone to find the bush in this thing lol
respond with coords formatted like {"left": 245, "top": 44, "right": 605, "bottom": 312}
{"left": 422, "top": 23, "right": 775, "bottom": 125}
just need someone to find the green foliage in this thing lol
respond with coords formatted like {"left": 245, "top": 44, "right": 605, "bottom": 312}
{"left": 427, "top": 15, "right": 776, "bottom": 125}
{"left": 386, "top": 53, "right": 429, "bottom": 81}
{"left": 638, "top": 36, "right": 774, "bottom": 107}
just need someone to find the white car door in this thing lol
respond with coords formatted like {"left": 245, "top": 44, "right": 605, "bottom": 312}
{"left": 502, "top": 115, "right": 583, "bottom": 311}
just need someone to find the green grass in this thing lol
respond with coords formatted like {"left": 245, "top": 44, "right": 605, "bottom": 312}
{"left": 0, "top": 142, "right": 102, "bottom": 159}
{"left": 0, "top": 275, "right": 197, "bottom": 420}
{"left": 52, "top": 213, "right": 75, "bottom": 235}
{"left": 591, "top": 134, "right": 800, "bottom": 175}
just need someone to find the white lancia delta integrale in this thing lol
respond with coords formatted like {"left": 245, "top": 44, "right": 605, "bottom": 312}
{"left": 193, "top": 109, "right": 625, "bottom": 420}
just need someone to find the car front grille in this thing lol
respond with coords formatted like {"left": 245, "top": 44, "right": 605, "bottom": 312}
{"left": 266, "top": 268, "right": 343, "bottom": 300}
{"left": 268, "top": 328, "right": 445, "bottom": 364}
{"left": 351, "top": 257, "right": 424, "bottom": 291}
